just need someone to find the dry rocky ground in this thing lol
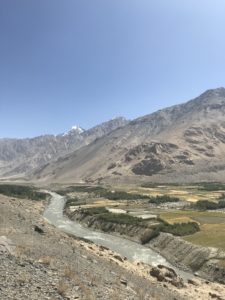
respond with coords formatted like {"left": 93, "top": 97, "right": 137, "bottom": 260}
{"left": 0, "top": 195, "right": 225, "bottom": 300}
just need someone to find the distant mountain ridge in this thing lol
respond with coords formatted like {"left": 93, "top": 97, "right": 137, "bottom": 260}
{"left": 34, "top": 87, "right": 225, "bottom": 184}
{"left": 0, "top": 117, "right": 128, "bottom": 178}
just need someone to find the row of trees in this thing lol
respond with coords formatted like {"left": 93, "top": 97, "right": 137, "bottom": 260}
{"left": 148, "top": 195, "right": 180, "bottom": 204}
{"left": 140, "top": 221, "right": 200, "bottom": 244}
{"left": 191, "top": 200, "right": 225, "bottom": 210}
{"left": 0, "top": 184, "right": 48, "bottom": 200}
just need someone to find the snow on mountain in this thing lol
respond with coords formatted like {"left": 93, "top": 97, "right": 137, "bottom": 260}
{"left": 63, "top": 125, "right": 85, "bottom": 136}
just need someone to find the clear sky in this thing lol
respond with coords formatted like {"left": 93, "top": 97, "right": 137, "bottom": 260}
{"left": 1, "top": 0, "right": 225, "bottom": 138}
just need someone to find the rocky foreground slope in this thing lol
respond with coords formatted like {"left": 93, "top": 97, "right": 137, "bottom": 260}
{"left": 35, "top": 88, "right": 225, "bottom": 184}
{"left": 1, "top": 194, "right": 225, "bottom": 299}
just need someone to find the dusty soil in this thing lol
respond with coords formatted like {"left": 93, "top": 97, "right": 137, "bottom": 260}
{"left": 0, "top": 195, "right": 225, "bottom": 300}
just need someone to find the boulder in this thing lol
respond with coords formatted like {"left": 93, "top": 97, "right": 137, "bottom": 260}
{"left": 0, "top": 236, "right": 15, "bottom": 255}
{"left": 150, "top": 265, "right": 184, "bottom": 288}
{"left": 34, "top": 225, "right": 45, "bottom": 234}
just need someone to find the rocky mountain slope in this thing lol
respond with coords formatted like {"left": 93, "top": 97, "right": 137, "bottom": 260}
{"left": 35, "top": 87, "right": 225, "bottom": 184}
{"left": 0, "top": 117, "right": 128, "bottom": 178}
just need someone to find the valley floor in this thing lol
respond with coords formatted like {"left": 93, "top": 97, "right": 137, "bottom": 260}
{"left": 1, "top": 194, "right": 225, "bottom": 299}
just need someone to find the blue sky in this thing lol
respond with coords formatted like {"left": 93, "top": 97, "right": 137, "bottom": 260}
{"left": 1, "top": 1, "right": 225, "bottom": 137}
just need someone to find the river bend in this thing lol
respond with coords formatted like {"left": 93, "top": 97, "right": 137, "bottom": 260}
{"left": 43, "top": 192, "right": 192, "bottom": 279}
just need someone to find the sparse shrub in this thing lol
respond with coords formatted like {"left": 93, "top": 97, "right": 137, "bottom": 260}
{"left": 64, "top": 266, "right": 75, "bottom": 279}
{"left": 17, "top": 271, "right": 31, "bottom": 285}
{"left": 39, "top": 256, "right": 54, "bottom": 267}
{"left": 15, "top": 245, "right": 31, "bottom": 258}
{"left": 57, "top": 281, "right": 69, "bottom": 297}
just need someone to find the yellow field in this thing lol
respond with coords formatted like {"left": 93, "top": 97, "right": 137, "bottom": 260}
{"left": 184, "top": 224, "right": 225, "bottom": 251}
{"left": 160, "top": 210, "right": 225, "bottom": 251}
{"left": 122, "top": 185, "right": 225, "bottom": 203}
{"left": 71, "top": 198, "right": 123, "bottom": 209}
{"left": 160, "top": 210, "right": 225, "bottom": 222}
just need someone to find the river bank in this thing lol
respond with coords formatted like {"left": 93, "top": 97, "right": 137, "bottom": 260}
{"left": 1, "top": 191, "right": 225, "bottom": 299}
{"left": 44, "top": 192, "right": 225, "bottom": 298}
{"left": 66, "top": 204, "right": 225, "bottom": 284}
{"left": 1, "top": 193, "right": 185, "bottom": 300}
{"left": 46, "top": 192, "right": 191, "bottom": 278}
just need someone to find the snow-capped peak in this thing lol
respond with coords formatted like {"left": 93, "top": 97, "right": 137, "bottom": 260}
{"left": 63, "top": 125, "right": 84, "bottom": 136}
{"left": 71, "top": 125, "right": 84, "bottom": 133}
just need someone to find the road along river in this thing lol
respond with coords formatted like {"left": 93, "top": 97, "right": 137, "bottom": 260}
{"left": 43, "top": 192, "right": 192, "bottom": 280}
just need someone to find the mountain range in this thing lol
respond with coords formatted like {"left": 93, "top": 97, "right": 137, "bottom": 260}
{"left": 2, "top": 87, "right": 225, "bottom": 184}
{"left": 34, "top": 87, "right": 225, "bottom": 184}
{"left": 0, "top": 117, "right": 128, "bottom": 178}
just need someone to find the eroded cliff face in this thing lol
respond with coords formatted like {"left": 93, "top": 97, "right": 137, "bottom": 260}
{"left": 69, "top": 211, "right": 150, "bottom": 243}
{"left": 148, "top": 232, "right": 225, "bottom": 284}
{"left": 67, "top": 211, "right": 225, "bottom": 284}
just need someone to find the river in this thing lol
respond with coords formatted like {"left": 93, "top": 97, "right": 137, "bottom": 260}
{"left": 43, "top": 192, "right": 192, "bottom": 280}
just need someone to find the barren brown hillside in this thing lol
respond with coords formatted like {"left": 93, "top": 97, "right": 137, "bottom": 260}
{"left": 35, "top": 88, "right": 225, "bottom": 184}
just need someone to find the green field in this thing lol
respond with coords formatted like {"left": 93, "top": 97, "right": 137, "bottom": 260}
{"left": 62, "top": 183, "right": 225, "bottom": 252}
{"left": 112, "top": 184, "right": 225, "bottom": 251}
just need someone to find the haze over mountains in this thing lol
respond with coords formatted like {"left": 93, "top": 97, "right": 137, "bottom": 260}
{"left": 1, "top": 88, "right": 225, "bottom": 183}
